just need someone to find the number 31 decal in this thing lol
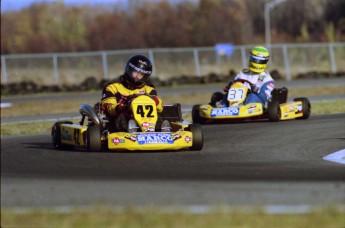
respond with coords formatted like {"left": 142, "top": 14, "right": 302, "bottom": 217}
{"left": 136, "top": 105, "right": 155, "bottom": 117}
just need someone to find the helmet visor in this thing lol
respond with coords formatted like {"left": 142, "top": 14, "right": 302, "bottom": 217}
{"left": 249, "top": 54, "right": 269, "bottom": 64}
{"left": 128, "top": 63, "right": 152, "bottom": 76}
{"left": 126, "top": 69, "right": 150, "bottom": 88}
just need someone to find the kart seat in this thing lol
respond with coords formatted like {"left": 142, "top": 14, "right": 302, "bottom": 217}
{"left": 271, "top": 87, "right": 288, "bottom": 104}
{"left": 160, "top": 103, "right": 183, "bottom": 122}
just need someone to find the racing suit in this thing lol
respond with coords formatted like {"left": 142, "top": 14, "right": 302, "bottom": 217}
{"left": 101, "top": 75, "right": 163, "bottom": 132}
{"left": 222, "top": 69, "right": 275, "bottom": 106}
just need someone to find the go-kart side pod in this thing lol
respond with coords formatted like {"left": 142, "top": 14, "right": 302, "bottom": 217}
{"left": 52, "top": 121, "right": 74, "bottom": 150}
{"left": 293, "top": 97, "right": 311, "bottom": 119}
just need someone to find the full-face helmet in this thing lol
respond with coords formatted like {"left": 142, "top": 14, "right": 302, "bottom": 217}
{"left": 124, "top": 55, "right": 152, "bottom": 88}
{"left": 248, "top": 46, "right": 269, "bottom": 73}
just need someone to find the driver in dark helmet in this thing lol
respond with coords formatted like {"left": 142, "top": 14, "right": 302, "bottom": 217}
{"left": 101, "top": 55, "right": 169, "bottom": 132}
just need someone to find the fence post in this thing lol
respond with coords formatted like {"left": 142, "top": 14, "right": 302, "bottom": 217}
{"left": 53, "top": 54, "right": 59, "bottom": 83}
{"left": 193, "top": 48, "right": 201, "bottom": 76}
{"left": 102, "top": 51, "right": 108, "bottom": 80}
{"left": 1, "top": 56, "right": 8, "bottom": 84}
{"left": 282, "top": 45, "right": 291, "bottom": 81}
{"left": 240, "top": 46, "right": 247, "bottom": 69}
{"left": 328, "top": 43, "right": 337, "bottom": 73}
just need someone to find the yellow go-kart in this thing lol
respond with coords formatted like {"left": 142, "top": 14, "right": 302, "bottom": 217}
{"left": 192, "top": 79, "right": 311, "bottom": 124}
{"left": 52, "top": 95, "right": 203, "bottom": 152}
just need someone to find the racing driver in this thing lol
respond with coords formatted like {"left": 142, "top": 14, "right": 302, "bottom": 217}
{"left": 101, "top": 55, "right": 170, "bottom": 132}
{"left": 209, "top": 46, "right": 276, "bottom": 107}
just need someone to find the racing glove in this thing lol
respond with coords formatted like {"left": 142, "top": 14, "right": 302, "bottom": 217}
{"left": 115, "top": 96, "right": 130, "bottom": 113}
{"left": 115, "top": 103, "right": 127, "bottom": 113}
{"left": 223, "top": 80, "right": 233, "bottom": 93}
{"left": 250, "top": 84, "right": 259, "bottom": 93}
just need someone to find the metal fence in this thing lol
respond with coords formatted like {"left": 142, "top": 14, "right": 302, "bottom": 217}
{"left": 1, "top": 42, "right": 344, "bottom": 85}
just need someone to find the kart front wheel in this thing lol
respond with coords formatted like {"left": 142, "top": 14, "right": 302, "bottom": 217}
{"left": 192, "top": 104, "right": 205, "bottom": 124}
{"left": 188, "top": 124, "right": 203, "bottom": 151}
{"left": 86, "top": 125, "right": 102, "bottom": 152}
{"left": 293, "top": 97, "right": 311, "bottom": 119}
{"left": 52, "top": 121, "right": 73, "bottom": 150}
{"left": 268, "top": 101, "right": 281, "bottom": 122}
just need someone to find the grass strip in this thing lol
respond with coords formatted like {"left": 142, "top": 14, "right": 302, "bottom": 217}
{"left": 2, "top": 206, "right": 344, "bottom": 228}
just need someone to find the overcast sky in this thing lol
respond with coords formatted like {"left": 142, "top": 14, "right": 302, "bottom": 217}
{"left": 1, "top": 0, "right": 198, "bottom": 13}
{"left": 1, "top": 0, "right": 125, "bottom": 13}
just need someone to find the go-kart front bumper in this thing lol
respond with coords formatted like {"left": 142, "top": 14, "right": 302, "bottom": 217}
{"left": 107, "top": 131, "right": 194, "bottom": 151}
{"left": 199, "top": 103, "right": 264, "bottom": 120}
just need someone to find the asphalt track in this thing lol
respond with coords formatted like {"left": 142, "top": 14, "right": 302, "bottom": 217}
{"left": 1, "top": 113, "right": 345, "bottom": 209}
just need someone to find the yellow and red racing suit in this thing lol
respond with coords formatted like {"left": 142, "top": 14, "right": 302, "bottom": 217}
{"left": 101, "top": 76, "right": 163, "bottom": 117}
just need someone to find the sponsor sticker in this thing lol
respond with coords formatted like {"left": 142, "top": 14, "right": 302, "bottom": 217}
{"left": 210, "top": 107, "right": 239, "bottom": 117}
{"left": 184, "top": 136, "right": 192, "bottom": 143}
{"left": 171, "top": 134, "right": 182, "bottom": 141}
{"left": 145, "top": 127, "right": 155, "bottom": 132}
{"left": 112, "top": 137, "right": 125, "bottom": 145}
{"left": 267, "top": 82, "right": 275, "bottom": 89}
{"left": 129, "top": 63, "right": 151, "bottom": 74}
{"left": 138, "top": 60, "right": 147, "bottom": 65}
{"left": 125, "top": 134, "right": 137, "bottom": 142}
{"left": 142, "top": 122, "right": 150, "bottom": 127}
{"left": 137, "top": 133, "right": 174, "bottom": 145}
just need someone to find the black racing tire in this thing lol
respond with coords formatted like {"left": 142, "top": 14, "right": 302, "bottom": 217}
{"left": 267, "top": 100, "right": 281, "bottom": 122}
{"left": 293, "top": 97, "right": 311, "bottom": 119}
{"left": 51, "top": 121, "right": 73, "bottom": 150}
{"left": 211, "top": 92, "right": 224, "bottom": 104}
{"left": 192, "top": 104, "right": 205, "bottom": 124}
{"left": 86, "top": 125, "right": 102, "bottom": 152}
{"left": 188, "top": 124, "right": 203, "bottom": 151}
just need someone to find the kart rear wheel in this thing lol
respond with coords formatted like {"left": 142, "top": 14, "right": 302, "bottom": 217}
{"left": 52, "top": 121, "right": 73, "bottom": 150}
{"left": 293, "top": 97, "right": 311, "bottom": 119}
{"left": 188, "top": 124, "right": 203, "bottom": 151}
{"left": 268, "top": 100, "right": 281, "bottom": 122}
{"left": 86, "top": 125, "right": 102, "bottom": 152}
{"left": 192, "top": 104, "right": 205, "bottom": 124}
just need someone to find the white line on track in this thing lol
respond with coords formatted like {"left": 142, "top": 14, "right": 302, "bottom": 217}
{"left": 323, "top": 149, "right": 345, "bottom": 165}
{"left": 0, "top": 102, "right": 12, "bottom": 108}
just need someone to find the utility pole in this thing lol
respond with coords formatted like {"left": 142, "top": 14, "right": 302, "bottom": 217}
{"left": 265, "top": 0, "right": 286, "bottom": 47}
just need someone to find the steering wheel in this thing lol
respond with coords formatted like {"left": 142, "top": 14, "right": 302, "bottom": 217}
{"left": 233, "top": 78, "right": 254, "bottom": 86}
{"left": 232, "top": 79, "right": 257, "bottom": 94}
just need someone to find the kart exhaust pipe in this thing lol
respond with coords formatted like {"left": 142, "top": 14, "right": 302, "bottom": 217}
{"left": 79, "top": 104, "right": 101, "bottom": 125}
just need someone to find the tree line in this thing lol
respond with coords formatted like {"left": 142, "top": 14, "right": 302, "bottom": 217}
{"left": 1, "top": 0, "right": 344, "bottom": 54}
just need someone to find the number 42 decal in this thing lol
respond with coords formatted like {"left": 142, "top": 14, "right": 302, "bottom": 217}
{"left": 136, "top": 105, "right": 155, "bottom": 117}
